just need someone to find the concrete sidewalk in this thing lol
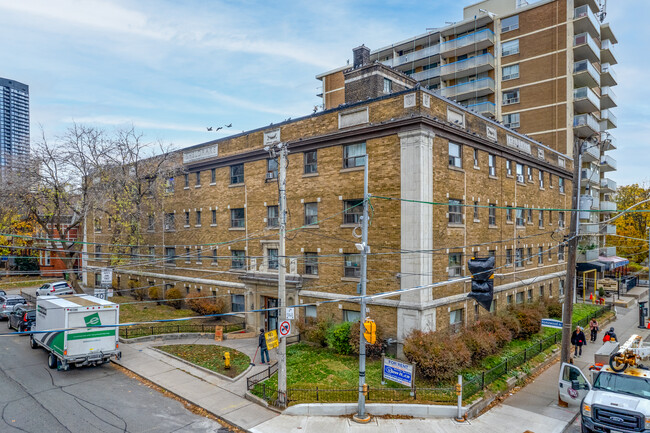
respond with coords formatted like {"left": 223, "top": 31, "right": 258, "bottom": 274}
{"left": 114, "top": 335, "right": 279, "bottom": 431}
{"left": 114, "top": 305, "right": 647, "bottom": 433}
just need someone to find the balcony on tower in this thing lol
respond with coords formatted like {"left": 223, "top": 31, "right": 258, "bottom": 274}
{"left": 410, "top": 66, "right": 441, "bottom": 83}
{"left": 574, "top": 5, "right": 600, "bottom": 38}
{"left": 600, "top": 224, "right": 616, "bottom": 235}
{"left": 573, "top": 87, "right": 600, "bottom": 114}
{"left": 439, "top": 28, "right": 494, "bottom": 59}
{"left": 600, "top": 200, "right": 617, "bottom": 212}
{"left": 600, "top": 246, "right": 616, "bottom": 257}
{"left": 573, "top": 113, "right": 600, "bottom": 137}
{"left": 581, "top": 142, "right": 600, "bottom": 163}
{"left": 601, "top": 39, "right": 618, "bottom": 65}
{"left": 440, "top": 53, "right": 495, "bottom": 80}
{"left": 464, "top": 101, "right": 496, "bottom": 117}
{"left": 581, "top": 168, "right": 599, "bottom": 186}
{"left": 600, "top": 154, "right": 616, "bottom": 172}
{"left": 574, "top": 32, "right": 600, "bottom": 63}
{"left": 600, "top": 86, "right": 617, "bottom": 109}
{"left": 441, "top": 77, "right": 495, "bottom": 101}
{"left": 600, "top": 109, "right": 617, "bottom": 130}
{"left": 600, "top": 177, "right": 616, "bottom": 193}
{"left": 601, "top": 63, "right": 617, "bottom": 87}
{"left": 573, "top": 60, "right": 600, "bottom": 88}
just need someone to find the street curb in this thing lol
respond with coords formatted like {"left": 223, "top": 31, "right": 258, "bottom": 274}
{"left": 244, "top": 391, "right": 284, "bottom": 414}
{"left": 149, "top": 346, "right": 252, "bottom": 383}
{"left": 119, "top": 332, "right": 214, "bottom": 344}
{"left": 111, "top": 359, "right": 253, "bottom": 433}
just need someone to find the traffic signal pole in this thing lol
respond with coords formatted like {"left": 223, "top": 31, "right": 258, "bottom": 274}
{"left": 353, "top": 156, "right": 371, "bottom": 423}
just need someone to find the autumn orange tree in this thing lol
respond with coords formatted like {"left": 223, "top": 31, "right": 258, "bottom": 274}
{"left": 610, "top": 183, "right": 650, "bottom": 265}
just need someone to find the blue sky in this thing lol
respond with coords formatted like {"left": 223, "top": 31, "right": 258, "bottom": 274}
{"left": 1, "top": 0, "right": 648, "bottom": 186}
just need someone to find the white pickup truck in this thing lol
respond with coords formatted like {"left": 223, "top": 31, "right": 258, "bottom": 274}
{"left": 559, "top": 337, "right": 650, "bottom": 433}
{"left": 30, "top": 294, "right": 121, "bottom": 370}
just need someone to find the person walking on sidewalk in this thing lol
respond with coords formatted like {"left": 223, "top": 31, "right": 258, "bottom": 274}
{"left": 571, "top": 326, "right": 586, "bottom": 358}
{"left": 259, "top": 328, "right": 270, "bottom": 365}
{"left": 603, "top": 327, "right": 617, "bottom": 343}
{"left": 589, "top": 318, "right": 599, "bottom": 342}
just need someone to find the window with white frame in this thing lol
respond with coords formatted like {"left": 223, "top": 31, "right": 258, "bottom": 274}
{"left": 527, "top": 166, "right": 533, "bottom": 182}
{"left": 527, "top": 247, "right": 533, "bottom": 262}
{"left": 231, "top": 294, "right": 245, "bottom": 312}
{"left": 516, "top": 163, "right": 524, "bottom": 182}
{"left": 267, "top": 205, "right": 279, "bottom": 227}
{"left": 383, "top": 78, "right": 392, "bottom": 93}
{"left": 473, "top": 201, "right": 479, "bottom": 220}
{"left": 305, "top": 305, "right": 317, "bottom": 318}
{"left": 344, "top": 253, "right": 361, "bottom": 278}
{"left": 195, "top": 171, "right": 201, "bottom": 186}
{"left": 502, "top": 39, "right": 519, "bottom": 56}
{"left": 343, "top": 143, "right": 366, "bottom": 169}
{"left": 267, "top": 248, "right": 278, "bottom": 270}
{"left": 559, "top": 211, "right": 565, "bottom": 228}
{"left": 527, "top": 208, "right": 533, "bottom": 224}
{"left": 212, "top": 248, "right": 218, "bottom": 265}
{"left": 559, "top": 177, "right": 565, "bottom": 193}
{"left": 267, "top": 158, "right": 278, "bottom": 180}
{"left": 538, "top": 246, "right": 543, "bottom": 264}
{"left": 148, "top": 214, "right": 155, "bottom": 231}
{"left": 448, "top": 199, "right": 463, "bottom": 224}
{"left": 230, "top": 164, "right": 244, "bottom": 184}
{"left": 515, "top": 248, "right": 524, "bottom": 267}
{"left": 231, "top": 208, "right": 245, "bottom": 228}
{"left": 165, "top": 247, "right": 176, "bottom": 265}
{"left": 343, "top": 199, "right": 363, "bottom": 224}
{"left": 506, "top": 160, "right": 513, "bottom": 176}
{"left": 489, "top": 204, "right": 497, "bottom": 225}
{"left": 184, "top": 173, "right": 189, "bottom": 188}
{"left": 503, "top": 112, "right": 520, "bottom": 128}
{"left": 304, "top": 202, "right": 318, "bottom": 225}
{"left": 473, "top": 149, "right": 479, "bottom": 167}
{"left": 539, "top": 210, "right": 544, "bottom": 228}
{"left": 489, "top": 154, "right": 496, "bottom": 176}
{"left": 231, "top": 250, "right": 246, "bottom": 269}
{"left": 343, "top": 309, "right": 361, "bottom": 322}
{"left": 501, "top": 15, "right": 519, "bottom": 32}
{"left": 304, "top": 150, "right": 317, "bottom": 174}
{"left": 507, "top": 207, "right": 513, "bottom": 222}
{"left": 196, "top": 247, "right": 202, "bottom": 263}
{"left": 211, "top": 168, "right": 216, "bottom": 184}
{"left": 185, "top": 247, "right": 191, "bottom": 263}
{"left": 516, "top": 208, "right": 525, "bottom": 226}
{"left": 211, "top": 209, "right": 217, "bottom": 225}
{"left": 503, "top": 89, "right": 520, "bottom": 105}
{"left": 506, "top": 249, "right": 513, "bottom": 265}
{"left": 539, "top": 170, "right": 544, "bottom": 188}
{"left": 166, "top": 177, "right": 175, "bottom": 193}
{"left": 196, "top": 210, "right": 201, "bottom": 226}
{"left": 448, "top": 252, "right": 463, "bottom": 278}
{"left": 516, "top": 291, "right": 524, "bottom": 304}
{"left": 449, "top": 142, "right": 462, "bottom": 168}
{"left": 558, "top": 245, "right": 565, "bottom": 261}
{"left": 304, "top": 252, "right": 318, "bottom": 275}
{"left": 164, "top": 213, "right": 175, "bottom": 231}
{"left": 450, "top": 308, "right": 464, "bottom": 331}
{"left": 502, "top": 64, "right": 520, "bottom": 80}
{"left": 184, "top": 211, "right": 190, "bottom": 226}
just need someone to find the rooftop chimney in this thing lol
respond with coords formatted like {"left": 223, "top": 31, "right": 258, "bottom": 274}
{"left": 352, "top": 45, "right": 370, "bottom": 68}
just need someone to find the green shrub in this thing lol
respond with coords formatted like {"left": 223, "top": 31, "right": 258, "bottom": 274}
{"left": 166, "top": 287, "right": 184, "bottom": 309}
{"left": 472, "top": 315, "right": 513, "bottom": 348}
{"left": 148, "top": 286, "right": 160, "bottom": 301}
{"left": 296, "top": 318, "right": 330, "bottom": 347}
{"left": 546, "top": 300, "right": 562, "bottom": 319}
{"left": 326, "top": 321, "right": 353, "bottom": 355}
{"left": 403, "top": 330, "right": 471, "bottom": 382}
{"left": 186, "top": 292, "right": 225, "bottom": 316}
{"left": 514, "top": 306, "right": 543, "bottom": 339}
{"left": 598, "top": 287, "right": 605, "bottom": 298}
{"left": 349, "top": 321, "right": 384, "bottom": 359}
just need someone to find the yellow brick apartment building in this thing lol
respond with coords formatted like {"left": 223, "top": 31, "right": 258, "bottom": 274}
{"left": 85, "top": 75, "right": 573, "bottom": 348}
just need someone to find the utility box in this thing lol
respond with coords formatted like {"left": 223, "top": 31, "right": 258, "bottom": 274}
{"left": 594, "top": 341, "right": 620, "bottom": 365}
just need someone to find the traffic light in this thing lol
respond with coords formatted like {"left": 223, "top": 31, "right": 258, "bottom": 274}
{"left": 363, "top": 319, "right": 376, "bottom": 345}
{"left": 467, "top": 256, "right": 495, "bottom": 311}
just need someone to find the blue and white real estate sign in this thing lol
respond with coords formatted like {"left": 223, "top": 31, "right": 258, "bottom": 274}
{"left": 383, "top": 358, "right": 414, "bottom": 387}
{"left": 541, "top": 318, "right": 563, "bottom": 329}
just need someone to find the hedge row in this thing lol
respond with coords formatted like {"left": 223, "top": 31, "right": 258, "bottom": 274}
{"left": 403, "top": 302, "right": 559, "bottom": 382}
{"left": 296, "top": 318, "right": 384, "bottom": 358}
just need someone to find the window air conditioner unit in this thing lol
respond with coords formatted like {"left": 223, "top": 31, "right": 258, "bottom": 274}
{"left": 516, "top": 174, "right": 525, "bottom": 183}
{"left": 266, "top": 172, "right": 276, "bottom": 179}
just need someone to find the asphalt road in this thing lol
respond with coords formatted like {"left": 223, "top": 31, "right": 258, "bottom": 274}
{"left": 0, "top": 331, "right": 228, "bottom": 432}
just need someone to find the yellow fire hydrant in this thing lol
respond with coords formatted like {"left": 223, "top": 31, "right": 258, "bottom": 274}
{"left": 223, "top": 352, "right": 231, "bottom": 369}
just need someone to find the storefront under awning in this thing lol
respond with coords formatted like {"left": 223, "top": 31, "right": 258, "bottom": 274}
{"left": 598, "top": 256, "right": 630, "bottom": 269}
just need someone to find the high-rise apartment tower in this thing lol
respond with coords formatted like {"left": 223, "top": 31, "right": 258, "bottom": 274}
{"left": 0, "top": 77, "right": 30, "bottom": 172}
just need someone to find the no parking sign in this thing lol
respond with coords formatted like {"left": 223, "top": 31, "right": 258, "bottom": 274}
{"left": 279, "top": 320, "right": 291, "bottom": 337}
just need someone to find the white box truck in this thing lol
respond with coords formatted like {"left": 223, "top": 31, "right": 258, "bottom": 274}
{"left": 29, "top": 294, "right": 121, "bottom": 370}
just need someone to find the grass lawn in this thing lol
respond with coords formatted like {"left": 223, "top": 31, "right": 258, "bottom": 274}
{"left": 0, "top": 277, "right": 57, "bottom": 290}
{"left": 252, "top": 303, "right": 608, "bottom": 404}
{"left": 113, "top": 295, "right": 202, "bottom": 324}
{"left": 156, "top": 344, "right": 249, "bottom": 378}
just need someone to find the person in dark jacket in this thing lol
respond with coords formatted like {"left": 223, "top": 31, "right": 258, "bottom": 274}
{"left": 603, "top": 327, "right": 617, "bottom": 342}
{"left": 571, "top": 326, "right": 586, "bottom": 358}
{"left": 259, "top": 328, "right": 270, "bottom": 365}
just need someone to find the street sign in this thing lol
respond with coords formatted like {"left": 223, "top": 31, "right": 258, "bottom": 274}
{"left": 101, "top": 268, "right": 113, "bottom": 286}
{"left": 382, "top": 358, "right": 414, "bottom": 387}
{"left": 286, "top": 307, "right": 295, "bottom": 320}
{"left": 93, "top": 289, "right": 107, "bottom": 300}
{"left": 265, "top": 330, "right": 278, "bottom": 350}
{"left": 279, "top": 320, "right": 291, "bottom": 337}
{"left": 541, "top": 318, "right": 563, "bottom": 329}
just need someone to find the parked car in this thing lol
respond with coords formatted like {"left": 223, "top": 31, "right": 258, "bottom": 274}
{"left": 0, "top": 295, "right": 27, "bottom": 319}
{"left": 35, "top": 281, "right": 74, "bottom": 296}
{"left": 7, "top": 306, "right": 35, "bottom": 332}
{"left": 0, "top": 290, "right": 6, "bottom": 296}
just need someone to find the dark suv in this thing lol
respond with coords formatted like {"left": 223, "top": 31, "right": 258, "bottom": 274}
{"left": 7, "top": 306, "right": 35, "bottom": 332}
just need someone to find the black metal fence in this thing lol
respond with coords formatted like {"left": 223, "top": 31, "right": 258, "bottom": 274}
{"left": 120, "top": 320, "right": 245, "bottom": 339}
{"left": 248, "top": 305, "right": 611, "bottom": 406}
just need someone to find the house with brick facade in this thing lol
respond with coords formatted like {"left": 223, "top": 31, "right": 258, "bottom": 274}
{"left": 85, "top": 59, "right": 573, "bottom": 352}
